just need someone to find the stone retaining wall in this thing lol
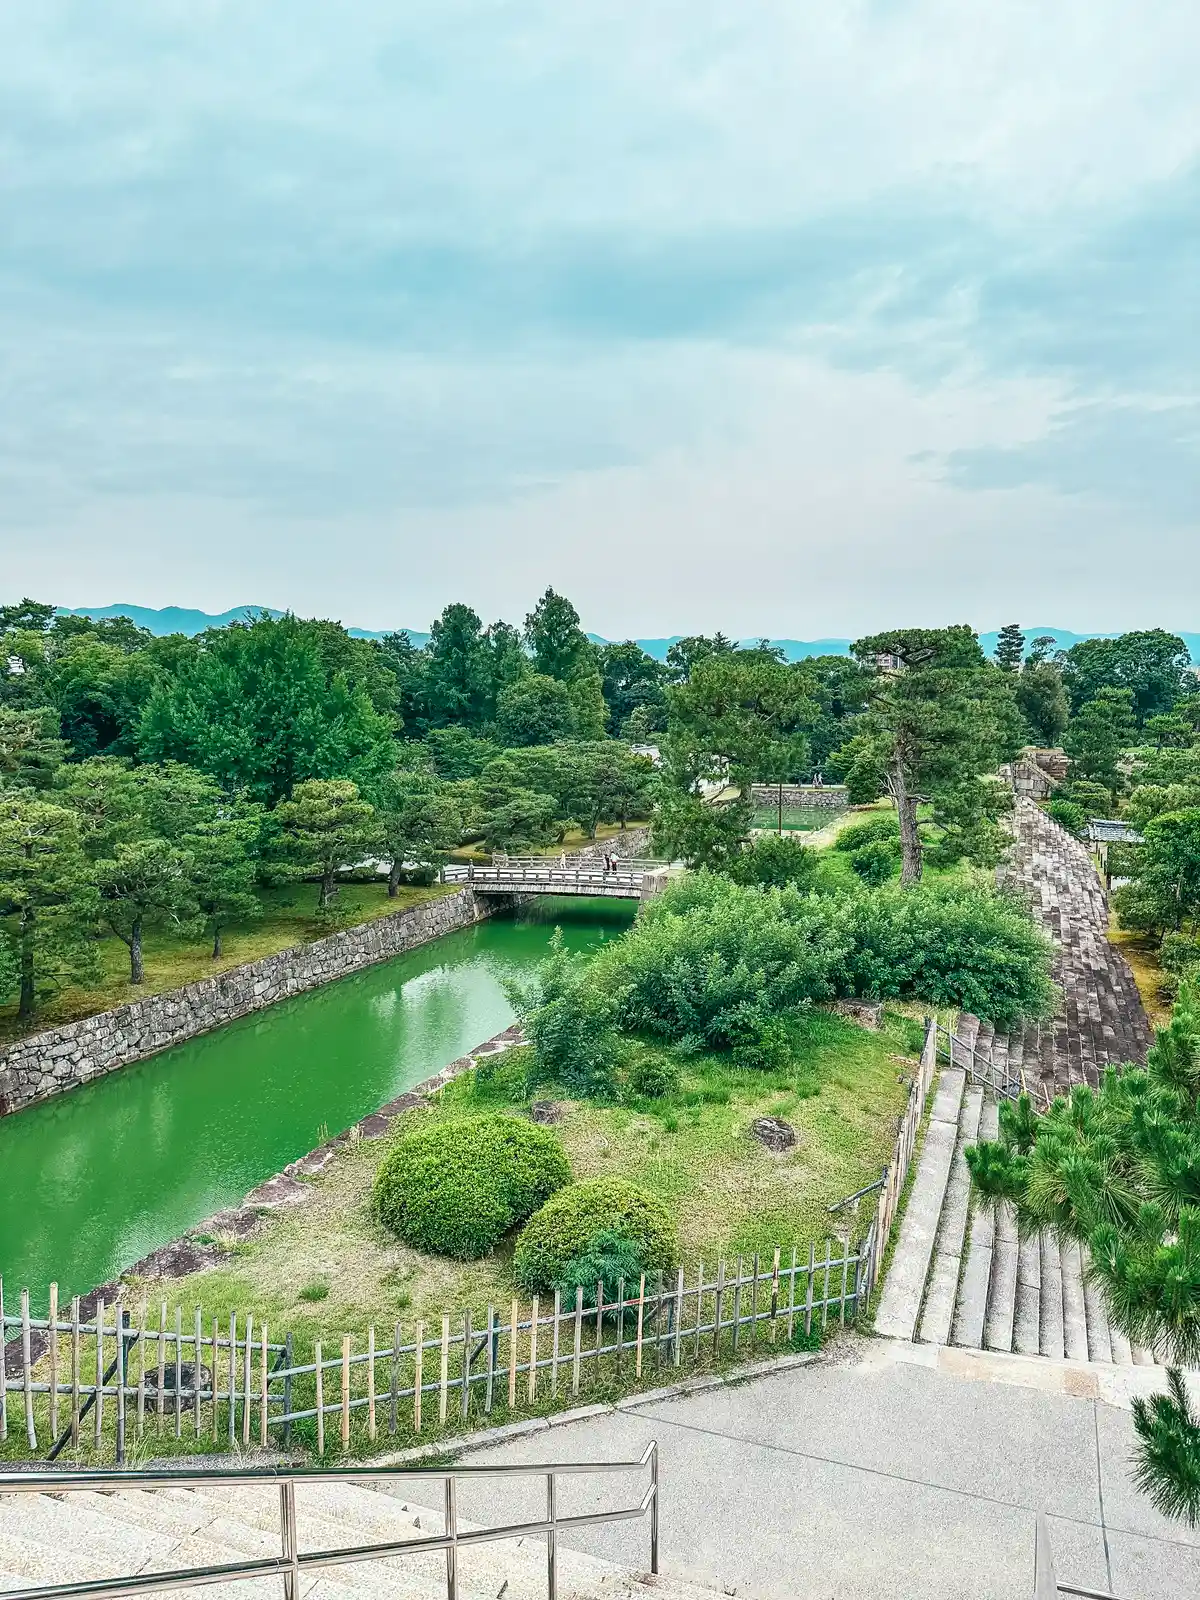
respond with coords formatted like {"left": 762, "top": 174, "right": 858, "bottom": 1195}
{"left": 749, "top": 784, "right": 849, "bottom": 811}
{"left": 0, "top": 826, "right": 652, "bottom": 1118}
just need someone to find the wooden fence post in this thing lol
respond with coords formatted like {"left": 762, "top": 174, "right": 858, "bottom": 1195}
{"left": 243, "top": 1315, "right": 254, "bottom": 1448}
{"left": 175, "top": 1305, "right": 184, "bottom": 1440}
{"left": 528, "top": 1297, "right": 539, "bottom": 1404}
{"left": 20, "top": 1288, "right": 36, "bottom": 1451}
{"left": 634, "top": 1276, "right": 646, "bottom": 1379}
{"left": 314, "top": 1341, "right": 324, "bottom": 1454}
{"left": 413, "top": 1322, "right": 424, "bottom": 1433}
{"left": 48, "top": 1283, "right": 59, "bottom": 1440}
{"left": 508, "top": 1298, "right": 519, "bottom": 1410}
{"left": 70, "top": 1296, "right": 81, "bottom": 1446}
{"left": 341, "top": 1334, "right": 351, "bottom": 1451}
{"left": 439, "top": 1315, "right": 450, "bottom": 1426}
{"left": 551, "top": 1292, "right": 561, "bottom": 1398}
{"left": 572, "top": 1287, "right": 584, "bottom": 1396}
{"left": 673, "top": 1269, "right": 684, "bottom": 1367}
{"left": 94, "top": 1296, "right": 104, "bottom": 1451}
{"left": 259, "top": 1323, "right": 269, "bottom": 1447}
{"left": 460, "top": 1310, "right": 472, "bottom": 1420}
{"left": 158, "top": 1302, "right": 167, "bottom": 1431}
{"left": 367, "top": 1325, "right": 377, "bottom": 1442}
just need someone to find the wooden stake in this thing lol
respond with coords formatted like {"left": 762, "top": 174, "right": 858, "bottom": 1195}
{"left": 527, "top": 1297, "right": 539, "bottom": 1403}
{"left": 460, "top": 1310, "right": 472, "bottom": 1419}
{"left": 243, "top": 1315, "right": 254, "bottom": 1448}
{"left": 175, "top": 1305, "right": 184, "bottom": 1439}
{"left": 770, "top": 1248, "right": 781, "bottom": 1344}
{"left": 194, "top": 1307, "right": 203, "bottom": 1437}
{"left": 804, "top": 1244, "right": 815, "bottom": 1337}
{"left": 839, "top": 1246, "right": 850, "bottom": 1325}
{"left": 314, "top": 1341, "right": 324, "bottom": 1454}
{"left": 616, "top": 1278, "right": 626, "bottom": 1375}
{"left": 571, "top": 1287, "right": 583, "bottom": 1396}
{"left": 157, "top": 1301, "right": 167, "bottom": 1429}
{"left": 367, "top": 1325, "right": 377, "bottom": 1442}
{"left": 136, "top": 1299, "right": 148, "bottom": 1438}
{"left": 731, "top": 1256, "right": 743, "bottom": 1352}
{"left": 259, "top": 1323, "right": 269, "bottom": 1447}
{"left": 227, "top": 1313, "right": 237, "bottom": 1449}
{"left": 751, "top": 1252, "right": 761, "bottom": 1345}
{"left": 821, "top": 1241, "right": 832, "bottom": 1331}
{"left": 390, "top": 1322, "right": 401, "bottom": 1436}
{"left": 413, "top": 1322, "right": 424, "bottom": 1433}
{"left": 786, "top": 1247, "right": 797, "bottom": 1340}
{"left": 70, "top": 1297, "right": 81, "bottom": 1446}
{"left": 484, "top": 1308, "right": 495, "bottom": 1414}
{"left": 48, "top": 1283, "right": 59, "bottom": 1440}
{"left": 712, "top": 1261, "right": 725, "bottom": 1358}
{"left": 340, "top": 1333, "right": 351, "bottom": 1451}
{"left": 508, "top": 1298, "right": 519, "bottom": 1410}
{"left": 693, "top": 1262, "right": 703, "bottom": 1361}
{"left": 20, "top": 1288, "right": 36, "bottom": 1451}
{"left": 634, "top": 1276, "right": 646, "bottom": 1379}
{"left": 211, "top": 1318, "right": 220, "bottom": 1441}
{"left": 439, "top": 1315, "right": 450, "bottom": 1426}
{"left": 551, "top": 1290, "right": 561, "bottom": 1397}
{"left": 673, "top": 1269, "right": 685, "bottom": 1367}
{"left": 93, "top": 1296, "right": 105, "bottom": 1450}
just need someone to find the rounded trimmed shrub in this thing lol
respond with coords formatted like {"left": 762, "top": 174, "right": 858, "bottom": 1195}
{"left": 849, "top": 839, "right": 899, "bottom": 885}
{"left": 513, "top": 1177, "right": 678, "bottom": 1294}
{"left": 626, "top": 1053, "right": 683, "bottom": 1099}
{"left": 373, "top": 1114, "right": 571, "bottom": 1259}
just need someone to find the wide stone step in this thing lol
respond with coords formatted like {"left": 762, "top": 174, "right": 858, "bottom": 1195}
{"left": 983, "top": 1201, "right": 1019, "bottom": 1353}
{"left": 951, "top": 1098, "right": 999, "bottom": 1350}
{"left": 918, "top": 1084, "right": 983, "bottom": 1345}
{"left": 875, "top": 1069, "right": 965, "bottom": 1340}
{"left": 1013, "top": 1232, "right": 1042, "bottom": 1356}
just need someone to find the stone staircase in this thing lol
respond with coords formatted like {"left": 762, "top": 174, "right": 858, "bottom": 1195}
{"left": 875, "top": 1059, "right": 1158, "bottom": 1367}
{"left": 0, "top": 1476, "right": 720, "bottom": 1600}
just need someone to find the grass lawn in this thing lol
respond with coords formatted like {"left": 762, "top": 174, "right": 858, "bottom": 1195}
{"left": 0, "top": 878, "right": 457, "bottom": 1046}
{"left": 1109, "top": 913, "right": 1171, "bottom": 1028}
{"left": 449, "top": 818, "right": 653, "bottom": 863}
{"left": 139, "top": 1009, "right": 918, "bottom": 1350}
{"left": 750, "top": 805, "right": 830, "bottom": 832}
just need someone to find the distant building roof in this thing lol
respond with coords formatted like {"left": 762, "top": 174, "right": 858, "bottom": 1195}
{"left": 1085, "top": 819, "right": 1143, "bottom": 844}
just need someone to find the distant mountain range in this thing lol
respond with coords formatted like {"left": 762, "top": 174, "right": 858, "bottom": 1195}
{"left": 59, "top": 606, "right": 1200, "bottom": 664}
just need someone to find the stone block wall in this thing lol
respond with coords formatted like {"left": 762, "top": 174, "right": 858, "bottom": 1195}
{"left": 749, "top": 784, "right": 849, "bottom": 811}
{"left": 0, "top": 825, "right": 653, "bottom": 1119}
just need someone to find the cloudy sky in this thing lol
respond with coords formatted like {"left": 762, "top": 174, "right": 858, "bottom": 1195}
{"left": 2, "top": 2, "right": 1197, "bottom": 638}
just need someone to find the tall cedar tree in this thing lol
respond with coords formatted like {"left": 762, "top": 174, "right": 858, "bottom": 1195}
{"left": 0, "top": 793, "right": 100, "bottom": 1017}
{"left": 993, "top": 623, "right": 1026, "bottom": 673}
{"left": 966, "top": 985, "right": 1200, "bottom": 1525}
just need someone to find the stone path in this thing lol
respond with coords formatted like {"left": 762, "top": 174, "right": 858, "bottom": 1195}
{"left": 996, "top": 799, "right": 1153, "bottom": 1097}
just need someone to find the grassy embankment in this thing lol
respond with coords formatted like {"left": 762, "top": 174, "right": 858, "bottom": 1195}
{"left": 0, "top": 879, "right": 456, "bottom": 1047}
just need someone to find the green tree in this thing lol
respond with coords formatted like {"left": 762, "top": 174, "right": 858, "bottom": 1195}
{"left": 665, "top": 650, "right": 815, "bottom": 792}
{"left": 138, "top": 614, "right": 395, "bottom": 804}
{"left": 371, "top": 769, "right": 463, "bottom": 895}
{"left": 0, "top": 793, "right": 100, "bottom": 1019}
{"left": 567, "top": 671, "right": 608, "bottom": 740}
{"left": 50, "top": 636, "right": 163, "bottom": 757}
{"left": 272, "top": 779, "right": 380, "bottom": 911}
{"left": 506, "top": 929, "right": 619, "bottom": 1098}
{"left": 59, "top": 757, "right": 218, "bottom": 857}
{"left": 1114, "top": 809, "right": 1200, "bottom": 935}
{"left": 596, "top": 642, "right": 668, "bottom": 734}
{"left": 1060, "top": 631, "right": 1191, "bottom": 726}
{"left": 423, "top": 727, "right": 499, "bottom": 780}
{"left": 185, "top": 799, "right": 264, "bottom": 958}
{"left": 1016, "top": 661, "right": 1070, "bottom": 746}
{"left": 993, "top": 623, "right": 1026, "bottom": 673}
{"left": 966, "top": 986, "right": 1200, "bottom": 1525}
{"left": 1063, "top": 688, "right": 1137, "bottom": 800}
{"left": 652, "top": 788, "right": 752, "bottom": 871}
{"left": 0, "top": 706, "right": 67, "bottom": 789}
{"left": 482, "top": 788, "right": 560, "bottom": 853}
{"left": 524, "top": 588, "right": 592, "bottom": 683}
{"left": 665, "top": 634, "right": 736, "bottom": 680}
{"left": 424, "top": 604, "right": 491, "bottom": 726}
{"left": 845, "top": 628, "right": 1023, "bottom": 884}
{"left": 494, "top": 674, "right": 577, "bottom": 746}
{"left": 94, "top": 837, "right": 201, "bottom": 984}
{"left": 1146, "top": 714, "right": 1194, "bottom": 750}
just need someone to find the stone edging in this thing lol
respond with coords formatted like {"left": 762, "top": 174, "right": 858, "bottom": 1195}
{"left": 0, "top": 826, "right": 652, "bottom": 1118}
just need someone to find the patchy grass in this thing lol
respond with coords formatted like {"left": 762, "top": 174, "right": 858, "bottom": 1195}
{"left": 750, "top": 806, "right": 829, "bottom": 832}
{"left": 136, "top": 1009, "right": 914, "bottom": 1348}
{"left": 1109, "top": 914, "right": 1171, "bottom": 1028}
{"left": 449, "top": 819, "right": 652, "bottom": 863}
{"left": 0, "top": 879, "right": 457, "bottom": 1045}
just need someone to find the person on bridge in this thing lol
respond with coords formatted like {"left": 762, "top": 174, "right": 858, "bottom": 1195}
{"left": 559, "top": 851, "right": 567, "bottom": 869}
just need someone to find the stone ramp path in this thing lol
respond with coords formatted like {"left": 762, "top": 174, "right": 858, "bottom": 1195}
{"left": 997, "top": 799, "right": 1152, "bottom": 1096}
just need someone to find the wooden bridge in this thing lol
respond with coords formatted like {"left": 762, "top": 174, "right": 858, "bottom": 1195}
{"left": 441, "top": 855, "right": 673, "bottom": 901}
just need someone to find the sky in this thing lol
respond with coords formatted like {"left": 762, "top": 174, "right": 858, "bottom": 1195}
{"left": 1, "top": 2, "right": 1198, "bottom": 639}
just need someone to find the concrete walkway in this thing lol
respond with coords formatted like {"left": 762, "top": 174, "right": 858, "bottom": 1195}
{"left": 449, "top": 1339, "right": 1198, "bottom": 1600}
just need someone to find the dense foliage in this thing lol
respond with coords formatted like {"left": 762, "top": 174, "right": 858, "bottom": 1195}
{"left": 577, "top": 872, "right": 1054, "bottom": 1048}
{"left": 373, "top": 1113, "right": 571, "bottom": 1259}
{"left": 513, "top": 1177, "right": 678, "bottom": 1296}
{"left": 966, "top": 986, "right": 1200, "bottom": 1524}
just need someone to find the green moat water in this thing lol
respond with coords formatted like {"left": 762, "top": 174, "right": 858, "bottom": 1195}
{"left": 0, "top": 901, "right": 634, "bottom": 1309}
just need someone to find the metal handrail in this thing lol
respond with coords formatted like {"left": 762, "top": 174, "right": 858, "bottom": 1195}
{"left": 936, "top": 1021, "right": 1039, "bottom": 1106}
{"left": 0, "top": 1446, "right": 659, "bottom": 1600}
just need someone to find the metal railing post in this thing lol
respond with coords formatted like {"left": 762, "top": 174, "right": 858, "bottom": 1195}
{"left": 444, "top": 1474, "right": 458, "bottom": 1600}
{"left": 279, "top": 1480, "right": 299, "bottom": 1600}
{"left": 649, "top": 1443, "right": 659, "bottom": 1574}
{"left": 546, "top": 1472, "right": 558, "bottom": 1600}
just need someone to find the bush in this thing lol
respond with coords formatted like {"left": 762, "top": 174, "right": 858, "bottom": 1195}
{"left": 1046, "top": 799, "right": 1087, "bottom": 836}
{"left": 849, "top": 839, "right": 899, "bottom": 885}
{"left": 626, "top": 1053, "right": 682, "bottom": 1099}
{"left": 732, "top": 1013, "right": 797, "bottom": 1071}
{"left": 513, "top": 1178, "right": 678, "bottom": 1295}
{"left": 506, "top": 930, "right": 619, "bottom": 1098}
{"left": 834, "top": 814, "right": 901, "bottom": 853}
{"left": 373, "top": 1114, "right": 571, "bottom": 1258}
{"left": 1056, "top": 779, "right": 1113, "bottom": 817}
{"left": 725, "top": 834, "right": 818, "bottom": 889}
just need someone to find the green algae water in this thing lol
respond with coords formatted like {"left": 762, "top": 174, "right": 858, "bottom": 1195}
{"left": 0, "top": 901, "right": 634, "bottom": 1309}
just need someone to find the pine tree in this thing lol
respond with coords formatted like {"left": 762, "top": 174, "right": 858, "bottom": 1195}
{"left": 966, "top": 985, "right": 1200, "bottom": 1525}
{"left": 272, "top": 779, "right": 380, "bottom": 911}
{"left": 994, "top": 623, "right": 1026, "bottom": 673}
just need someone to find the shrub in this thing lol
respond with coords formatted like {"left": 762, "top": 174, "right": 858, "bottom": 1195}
{"left": 725, "top": 834, "right": 818, "bottom": 889}
{"left": 373, "top": 1114, "right": 570, "bottom": 1258}
{"left": 626, "top": 1053, "right": 683, "bottom": 1099}
{"left": 732, "top": 1014, "right": 797, "bottom": 1071}
{"left": 834, "top": 814, "right": 901, "bottom": 853}
{"left": 849, "top": 839, "right": 899, "bottom": 885}
{"left": 513, "top": 1178, "right": 678, "bottom": 1295}
{"left": 506, "top": 931, "right": 619, "bottom": 1098}
{"left": 1046, "top": 799, "right": 1087, "bottom": 836}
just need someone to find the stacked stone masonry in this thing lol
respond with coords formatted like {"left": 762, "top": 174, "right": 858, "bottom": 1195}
{"left": 0, "top": 828, "right": 651, "bottom": 1118}
{"left": 748, "top": 783, "right": 849, "bottom": 810}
